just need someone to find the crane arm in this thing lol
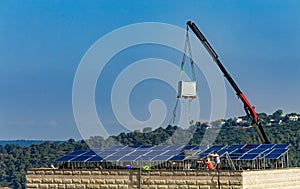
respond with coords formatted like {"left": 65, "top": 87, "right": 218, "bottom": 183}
{"left": 186, "top": 21, "right": 270, "bottom": 144}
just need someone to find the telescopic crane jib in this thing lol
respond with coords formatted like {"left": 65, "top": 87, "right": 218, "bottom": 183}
{"left": 186, "top": 21, "right": 270, "bottom": 144}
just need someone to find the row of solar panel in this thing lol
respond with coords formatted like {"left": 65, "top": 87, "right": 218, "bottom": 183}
{"left": 216, "top": 144, "right": 290, "bottom": 160}
{"left": 55, "top": 144, "right": 290, "bottom": 162}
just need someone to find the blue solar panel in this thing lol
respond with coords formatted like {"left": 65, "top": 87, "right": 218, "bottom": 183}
{"left": 264, "top": 148, "right": 288, "bottom": 159}
{"left": 229, "top": 148, "right": 253, "bottom": 160}
{"left": 136, "top": 146, "right": 153, "bottom": 151}
{"left": 113, "top": 150, "right": 133, "bottom": 156}
{"left": 273, "top": 144, "right": 290, "bottom": 149}
{"left": 86, "top": 156, "right": 103, "bottom": 162}
{"left": 119, "top": 155, "right": 140, "bottom": 161}
{"left": 66, "top": 150, "right": 87, "bottom": 156}
{"left": 227, "top": 144, "right": 245, "bottom": 149}
{"left": 199, "top": 153, "right": 209, "bottom": 159}
{"left": 269, "top": 149, "right": 288, "bottom": 154}
{"left": 83, "top": 150, "right": 98, "bottom": 156}
{"left": 170, "top": 155, "right": 185, "bottom": 161}
{"left": 217, "top": 149, "right": 229, "bottom": 156}
{"left": 128, "top": 151, "right": 148, "bottom": 156}
{"left": 265, "top": 153, "right": 283, "bottom": 159}
{"left": 71, "top": 155, "right": 91, "bottom": 162}
{"left": 242, "top": 144, "right": 260, "bottom": 149}
{"left": 192, "top": 146, "right": 206, "bottom": 151}
{"left": 140, "top": 155, "right": 156, "bottom": 160}
{"left": 198, "top": 145, "right": 225, "bottom": 158}
{"left": 249, "top": 148, "right": 268, "bottom": 154}
{"left": 145, "top": 150, "right": 165, "bottom": 156}
{"left": 55, "top": 144, "right": 290, "bottom": 164}
{"left": 164, "top": 146, "right": 182, "bottom": 150}
{"left": 105, "top": 156, "right": 123, "bottom": 161}
{"left": 182, "top": 146, "right": 196, "bottom": 150}
{"left": 106, "top": 145, "right": 126, "bottom": 150}
{"left": 207, "top": 145, "right": 225, "bottom": 151}
{"left": 163, "top": 150, "right": 181, "bottom": 156}
{"left": 151, "top": 146, "right": 169, "bottom": 150}
{"left": 97, "top": 150, "right": 118, "bottom": 156}
{"left": 257, "top": 144, "right": 276, "bottom": 149}
{"left": 55, "top": 155, "right": 77, "bottom": 162}
{"left": 240, "top": 153, "right": 260, "bottom": 160}
{"left": 122, "top": 146, "right": 140, "bottom": 150}
{"left": 152, "top": 155, "right": 173, "bottom": 161}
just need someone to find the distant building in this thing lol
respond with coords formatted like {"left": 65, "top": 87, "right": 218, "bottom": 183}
{"left": 236, "top": 118, "right": 243, "bottom": 124}
{"left": 266, "top": 119, "right": 281, "bottom": 126}
{"left": 289, "top": 115, "right": 298, "bottom": 121}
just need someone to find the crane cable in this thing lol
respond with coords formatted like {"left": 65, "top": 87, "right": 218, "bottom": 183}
{"left": 180, "top": 25, "right": 196, "bottom": 81}
{"left": 170, "top": 26, "right": 197, "bottom": 125}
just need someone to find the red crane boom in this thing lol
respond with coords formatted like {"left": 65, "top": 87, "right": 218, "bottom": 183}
{"left": 187, "top": 21, "right": 270, "bottom": 144}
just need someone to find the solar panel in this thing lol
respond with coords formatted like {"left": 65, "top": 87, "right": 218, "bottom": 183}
{"left": 227, "top": 144, "right": 245, "bottom": 149}
{"left": 66, "top": 150, "right": 87, "bottom": 156}
{"left": 140, "top": 155, "right": 156, "bottom": 160}
{"left": 229, "top": 148, "right": 253, "bottom": 160}
{"left": 83, "top": 150, "right": 98, "bottom": 156}
{"left": 257, "top": 144, "right": 276, "bottom": 149}
{"left": 242, "top": 144, "right": 260, "bottom": 149}
{"left": 264, "top": 153, "right": 283, "bottom": 159}
{"left": 248, "top": 148, "right": 268, "bottom": 154}
{"left": 71, "top": 155, "right": 91, "bottom": 162}
{"left": 273, "top": 144, "right": 290, "bottom": 149}
{"left": 55, "top": 144, "right": 290, "bottom": 164}
{"left": 207, "top": 145, "right": 225, "bottom": 151}
{"left": 106, "top": 145, "right": 126, "bottom": 151}
{"left": 97, "top": 150, "right": 118, "bottom": 156}
{"left": 55, "top": 155, "right": 77, "bottom": 162}
{"left": 192, "top": 146, "right": 206, "bottom": 151}
{"left": 164, "top": 146, "right": 183, "bottom": 151}
{"left": 182, "top": 146, "right": 196, "bottom": 150}
{"left": 119, "top": 155, "right": 140, "bottom": 161}
{"left": 112, "top": 150, "right": 133, "bottom": 156}
{"left": 217, "top": 149, "right": 229, "bottom": 156}
{"left": 144, "top": 150, "right": 165, "bottom": 156}
{"left": 151, "top": 146, "right": 169, "bottom": 150}
{"left": 240, "top": 153, "right": 260, "bottom": 160}
{"left": 136, "top": 146, "right": 154, "bottom": 151}
{"left": 152, "top": 155, "right": 173, "bottom": 161}
{"left": 264, "top": 148, "right": 289, "bottom": 159}
{"left": 269, "top": 148, "right": 288, "bottom": 154}
{"left": 105, "top": 155, "right": 123, "bottom": 161}
{"left": 198, "top": 145, "right": 225, "bottom": 158}
{"left": 170, "top": 155, "right": 185, "bottom": 161}
{"left": 86, "top": 156, "right": 103, "bottom": 162}
{"left": 162, "top": 150, "right": 181, "bottom": 156}
{"left": 127, "top": 150, "right": 147, "bottom": 156}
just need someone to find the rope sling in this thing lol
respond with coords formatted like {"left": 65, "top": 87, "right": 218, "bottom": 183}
{"left": 170, "top": 26, "right": 197, "bottom": 125}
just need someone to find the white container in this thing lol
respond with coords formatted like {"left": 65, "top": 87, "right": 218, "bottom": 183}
{"left": 178, "top": 81, "right": 197, "bottom": 99}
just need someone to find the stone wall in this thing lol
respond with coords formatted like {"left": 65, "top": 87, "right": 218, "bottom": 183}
{"left": 26, "top": 168, "right": 300, "bottom": 189}
{"left": 242, "top": 168, "right": 300, "bottom": 189}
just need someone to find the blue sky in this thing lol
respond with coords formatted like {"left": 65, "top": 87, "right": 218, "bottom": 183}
{"left": 0, "top": 0, "right": 299, "bottom": 140}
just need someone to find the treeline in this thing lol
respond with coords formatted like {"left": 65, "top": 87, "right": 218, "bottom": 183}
{"left": 0, "top": 139, "right": 88, "bottom": 188}
{"left": 0, "top": 110, "right": 299, "bottom": 188}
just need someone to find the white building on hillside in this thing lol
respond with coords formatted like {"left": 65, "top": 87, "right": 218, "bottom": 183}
{"left": 289, "top": 115, "right": 298, "bottom": 121}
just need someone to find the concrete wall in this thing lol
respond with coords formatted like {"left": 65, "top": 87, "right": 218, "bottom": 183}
{"left": 26, "top": 168, "right": 300, "bottom": 189}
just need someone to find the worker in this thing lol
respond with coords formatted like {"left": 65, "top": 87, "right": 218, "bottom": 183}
{"left": 210, "top": 151, "right": 221, "bottom": 170}
{"left": 204, "top": 157, "right": 214, "bottom": 170}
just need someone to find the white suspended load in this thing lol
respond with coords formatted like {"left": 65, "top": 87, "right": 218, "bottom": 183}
{"left": 178, "top": 81, "right": 197, "bottom": 99}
